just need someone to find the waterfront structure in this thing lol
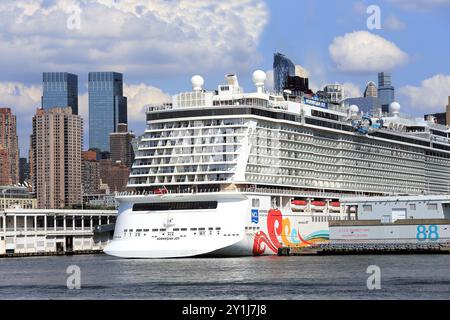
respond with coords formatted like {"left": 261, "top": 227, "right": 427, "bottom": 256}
{"left": 0, "top": 186, "right": 36, "bottom": 209}
{"left": 0, "top": 208, "right": 116, "bottom": 255}
{"left": 88, "top": 72, "right": 128, "bottom": 152}
{"left": 330, "top": 195, "right": 450, "bottom": 244}
{"left": 42, "top": 72, "right": 78, "bottom": 115}
{"left": 99, "top": 159, "right": 129, "bottom": 192}
{"left": 105, "top": 71, "right": 450, "bottom": 259}
{"left": 110, "top": 123, "right": 135, "bottom": 168}
{"left": 0, "top": 108, "right": 19, "bottom": 185}
{"left": 82, "top": 150, "right": 101, "bottom": 195}
{"left": 273, "top": 53, "right": 295, "bottom": 93}
{"left": 30, "top": 107, "right": 83, "bottom": 209}
{"left": 378, "top": 72, "right": 395, "bottom": 113}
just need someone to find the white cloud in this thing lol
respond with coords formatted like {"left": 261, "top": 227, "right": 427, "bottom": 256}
{"left": 124, "top": 84, "right": 171, "bottom": 123}
{"left": 329, "top": 31, "right": 408, "bottom": 73}
{"left": 399, "top": 74, "right": 450, "bottom": 112}
{"left": 343, "top": 82, "right": 362, "bottom": 99}
{"left": 384, "top": 15, "right": 406, "bottom": 31}
{"left": 264, "top": 70, "right": 274, "bottom": 91}
{"left": 0, "top": 0, "right": 268, "bottom": 79}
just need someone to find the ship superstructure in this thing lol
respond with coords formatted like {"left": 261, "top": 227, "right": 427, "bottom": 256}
{"left": 104, "top": 71, "right": 450, "bottom": 258}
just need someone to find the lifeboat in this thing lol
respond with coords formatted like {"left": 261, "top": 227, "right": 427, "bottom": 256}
{"left": 311, "top": 200, "right": 326, "bottom": 211}
{"left": 291, "top": 199, "right": 307, "bottom": 211}
{"left": 329, "top": 201, "right": 340, "bottom": 211}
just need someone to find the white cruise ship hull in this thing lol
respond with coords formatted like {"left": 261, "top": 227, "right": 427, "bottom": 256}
{"left": 104, "top": 192, "right": 334, "bottom": 258}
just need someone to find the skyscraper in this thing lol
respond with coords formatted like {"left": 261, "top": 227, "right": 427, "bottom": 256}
{"left": 19, "top": 157, "right": 30, "bottom": 185}
{"left": 89, "top": 72, "right": 128, "bottom": 152}
{"left": 42, "top": 72, "right": 79, "bottom": 115}
{"left": 30, "top": 107, "right": 83, "bottom": 209}
{"left": 109, "top": 123, "right": 135, "bottom": 168}
{"left": 82, "top": 150, "right": 101, "bottom": 195}
{"left": 378, "top": 72, "right": 395, "bottom": 113}
{"left": 273, "top": 53, "right": 295, "bottom": 93}
{"left": 0, "top": 147, "right": 10, "bottom": 186}
{"left": 0, "top": 108, "right": 19, "bottom": 185}
{"left": 364, "top": 81, "right": 378, "bottom": 98}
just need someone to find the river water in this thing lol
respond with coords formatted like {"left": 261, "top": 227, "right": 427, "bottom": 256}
{"left": 0, "top": 254, "right": 449, "bottom": 299}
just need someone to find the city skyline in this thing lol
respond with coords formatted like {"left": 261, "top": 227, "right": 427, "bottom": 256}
{"left": 0, "top": 0, "right": 449, "bottom": 157}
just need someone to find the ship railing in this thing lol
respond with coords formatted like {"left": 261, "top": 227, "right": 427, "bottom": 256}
{"left": 237, "top": 187, "right": 356, "bottom": 198}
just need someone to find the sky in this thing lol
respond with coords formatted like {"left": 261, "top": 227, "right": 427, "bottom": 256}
{"left": 0, "top": 0, "right": 450, "bottom": 158}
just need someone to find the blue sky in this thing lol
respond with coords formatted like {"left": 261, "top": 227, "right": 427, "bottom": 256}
{"left": 0, "top": 0, "right": 449, "bottom": 156}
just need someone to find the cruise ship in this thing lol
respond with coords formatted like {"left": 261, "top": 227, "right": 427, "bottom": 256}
{"left": 104, "top": 70, "right": 450, "bottom": 258}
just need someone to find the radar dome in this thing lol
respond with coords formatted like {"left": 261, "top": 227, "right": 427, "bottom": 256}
{"left": 191, "top": 75, "right": 204, "bottom": 91}
{"left": 390, "top": 101, "right": 401, "bottom": 113}
{"left": 349, "top": 105, "right": 359, "bottom": 113}
{"left": 252, "top": 70, "right": 266, "bottom": 86}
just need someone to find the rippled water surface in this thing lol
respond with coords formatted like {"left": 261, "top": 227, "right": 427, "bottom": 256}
{"left": 0, "top": 254, "right": 449, "bottom": 299}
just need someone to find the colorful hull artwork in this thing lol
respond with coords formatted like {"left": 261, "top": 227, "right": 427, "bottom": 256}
{"left": 253, "top": 209, "right": 329, "bottom": 255}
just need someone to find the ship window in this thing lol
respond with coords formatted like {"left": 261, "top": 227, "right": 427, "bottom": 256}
{"left": 199, "top": 228, "right": 205, "bottom": 231}
{"left": 363, "top": 205, "right": 372, "bottom": 212}
{"left": 159, "top": 228, "right": 166, "bottom": 231}
{"left": 143, "top": 229, "right": 149, "bottom": 232}
{"left": 215, "top": 227, "right": 221, "bottom": 230}
{"left": 133, "top": 201, "right": 218, "bottom": 211}
{"left": 208, "top": 227, "right": 214, "bottom": 230}
{"left": 152, "top": 229, "right": 158, "bottom": 232}
{"left": 409, "top": 204, "right": 416, "bottom": 210}
{"left": 427, "top": 203, "right": 438, "bottom": 211}
{"left": 181, "top": 228, "right": 187, "bottom": 231}
{"left": 136, "top": 229, "right": 142, "bottom": 232}
{"left": 173, "top": 228, "right": 180, "bottom": 231}
{"left": 252, "top": 198, "right": 260, "bottom": 208}
{"left": 190, "top": 228, "right": 197, "bottom": 231}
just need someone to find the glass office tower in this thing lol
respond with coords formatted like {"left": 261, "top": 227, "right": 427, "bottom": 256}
{"left": 42, "top": 72, "right": 79, "bottom": 115}
{"left": 273, "top": 53, "right": 296, "bottom": 93}
{"left": 378, "top": 72, "right": 395, "bottom": 113}
{"left": 88, "top": 72, "right": 128, "bottom": 152}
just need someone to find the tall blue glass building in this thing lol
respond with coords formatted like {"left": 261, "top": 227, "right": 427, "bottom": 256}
{"left": 42, "top": 72, "right": 78, "bottom": 114}
{"left": 378, "top": 72, "right": 395, "bottom": 113}
{"left": 88, "top": 72, "right": 127, "bottom": 152}
{"left": 273, "top": 53, "right": 295, "bottom": 93}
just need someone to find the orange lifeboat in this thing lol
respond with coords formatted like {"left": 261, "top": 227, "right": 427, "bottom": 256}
{"left": 291, "top": 199, "right": 307, "bottom": 211}
{"left": 329, "top": 201, "right": 341, "bottom": 211}
{"left": 311, "top": 201, "right": 326, "bottom": 206}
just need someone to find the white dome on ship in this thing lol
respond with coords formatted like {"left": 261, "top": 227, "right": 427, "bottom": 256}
{"left": 390, "top": 101, "right": 401, "bottom": 113}
{"left": 191, "top": 75, "right": 204, "bottom": 91}
{"left": 349, "top": 105, "right": 359, "bottom": 113}
{"left": 252, "top": 70, "right": 266, "bottom": 86}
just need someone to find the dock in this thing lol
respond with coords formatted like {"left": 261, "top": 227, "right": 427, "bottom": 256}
{"left": 278, "top": 243, "right": 450, "bottom": 256}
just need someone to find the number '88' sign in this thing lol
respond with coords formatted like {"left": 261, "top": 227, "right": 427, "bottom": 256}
{"left": 416, "top": 225, "right": 439, "bottom": 241}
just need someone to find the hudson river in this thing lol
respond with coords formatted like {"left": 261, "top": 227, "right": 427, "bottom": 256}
{"left": 0, "top": 254, "right": 449, "bottom": 299}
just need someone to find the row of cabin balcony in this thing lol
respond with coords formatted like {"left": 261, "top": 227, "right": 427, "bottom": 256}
{"left": 140, "top": 141, "right": 241, "bottom": 150}
{"left": 143, "top": 132, "right": 246, "bottom": 142}
{"left": 244, "top": 174, "right": 423, "bottom": 194}
{"left": 131, "top": 165, "right": 236, "bottom": 176}
{"left": 134, "top": 151, "right": 240, "bottom": 160}
{"left": 132, "top": 159, "right": 238, "bottom": 168}
{"left": 145, "top": 123, "right": 246, "bottom": 133}
{"left": 245, "top": 170, "right": 427, "bottom": 188}
{"left": 129, "top": 167, "right": 236, "bottom": 178}
{"left": 129, "top": 174, "right": 233, "bottom": 185}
